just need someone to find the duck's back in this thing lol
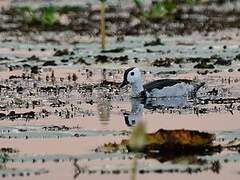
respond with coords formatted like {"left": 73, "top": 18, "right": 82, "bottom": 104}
{"left": 144, "top": 79, "right": 192, "bottom": 91}
{"left": 143, "top": 79, "right": 196, "bottom": 97}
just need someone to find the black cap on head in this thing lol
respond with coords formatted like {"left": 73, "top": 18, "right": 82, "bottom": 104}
{"left": 120, "top": 67, "right": 135, "bottom": 88}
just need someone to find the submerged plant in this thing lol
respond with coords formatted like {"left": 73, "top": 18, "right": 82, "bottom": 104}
{"left": 162, "top": 0, "right": 177, "bottom": 13}
{"left": 129, "top": 121, "right": 146, "bottom": 180}
{"left": 17, "top": 6, "right": 35, "bottom": 23}
{"left": 17, "top": 4, "right": 58, "bottom": 27}
{"left": 145, "top": 0, "right": 177, "bottom": 17}
{"left": 0, "top": 152, "right": 9, "bottom": 163}
{"left": 40, "top": 5, "right": 57, "bottom": 26}
{"left": 184, "top": 0, "right": 194, "bottom": 4}
{"left": 132, "top": 0, "right": 195, "bottom": 18}
{"left": 133, "top": 0, "right": 144, "bottom": 12}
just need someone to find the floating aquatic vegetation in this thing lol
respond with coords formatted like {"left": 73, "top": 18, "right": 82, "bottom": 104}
{"left": 133, "top": 0, "right": 194, "bottom": 18}
{"left": 95, "top": 142, "right": 128, "bottom": 153}
{"left": 214, "top": 57, "right": 231, "bottom": 66}
{"left": 144, "top": 38, "right": 164, "bottom": 47}
{"left": 97, "top": 128, "right": 220, "bottom": 154}
{"left": 40, "top": 5, "right": 58, "bottom": 26}
{"left": 223, "top": 139, "right": 240, "bottom": 151}
{"left": 194, "top": 62, "right": 215, "bottom": 69}
{"left": 151, "top": 58, "right": 172, "bottom": 67}
{"left": 0, "top": 148, "right": 18, "bottom": 154}
{"left": 15, "top": 4, "right": 58, "bottom": 27}
{"left": 73, "top": 57, "right": 91, "bottom": 66}
{"left": 95, "top": 55, "right": 111, "bottom": 64}
{"left": 42, "top": 60, "right": 57, "bottom": 66}
{"left": 53, "top": 49, "right": 74, "bottom": 56}
{"left": 126, "top": 129, "right": 219, "bottom": 154}
{"left": 0, "top": 152, "right": 9, "bottom": 163}
{"left": 100, "top": 80, "right": 121, "bottom": 88}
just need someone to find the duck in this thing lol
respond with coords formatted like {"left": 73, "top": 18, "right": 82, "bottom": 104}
{"left": 120, "top": 67, "right": 205, "bottom": 98}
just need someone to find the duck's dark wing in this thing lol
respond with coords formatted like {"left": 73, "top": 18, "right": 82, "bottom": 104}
{"left": 143, "top": 79, "right": 193, "bottom": 91}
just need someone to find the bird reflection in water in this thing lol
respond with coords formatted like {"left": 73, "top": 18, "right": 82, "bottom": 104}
{"left": 97, "top": 90, "right": 112, "bottom": 126}
{"left": 122, "top": 96, "right": 191, "bottom": 126}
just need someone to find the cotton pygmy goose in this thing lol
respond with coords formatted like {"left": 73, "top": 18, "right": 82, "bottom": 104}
{"left": 120, "top": 67, "right": 205, "bottom": 98}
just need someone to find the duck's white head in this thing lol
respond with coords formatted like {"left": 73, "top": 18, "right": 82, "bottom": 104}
{"left": 120, "top": 67, "right": 144, "bottom": 97}
{"left": 120, "top": 67, "right": 142, "bottom": 88}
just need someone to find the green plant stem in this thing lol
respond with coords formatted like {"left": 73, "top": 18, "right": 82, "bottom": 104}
{"left": 100, "top": 0, "right": 106, "bottom": 49}
{"left": 131, "top": 154, "right": 138, "bottom": 180}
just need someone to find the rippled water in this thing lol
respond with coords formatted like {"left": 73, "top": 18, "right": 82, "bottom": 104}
{"left": 0, "top": 62, "right": 240, "bottom": 179}
{"left": 0, "top": 2, "right": 240, "bottom": 178}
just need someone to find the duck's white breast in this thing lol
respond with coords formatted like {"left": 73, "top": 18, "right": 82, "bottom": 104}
{"left": 147, "top": 82, "right": 195, "bottom": 97}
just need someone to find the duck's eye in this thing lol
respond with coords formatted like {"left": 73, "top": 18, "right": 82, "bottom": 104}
{"left": 130, "top": 72, "right": 135, "bottom": 76}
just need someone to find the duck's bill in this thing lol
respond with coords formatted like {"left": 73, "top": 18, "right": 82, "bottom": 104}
{"left": 120, "top": 80, "right": 129, "bottom": 88}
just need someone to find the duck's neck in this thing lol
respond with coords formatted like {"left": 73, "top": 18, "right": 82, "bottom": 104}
{"left": 131, "top": 81, "right": 144, "bottom": 97}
